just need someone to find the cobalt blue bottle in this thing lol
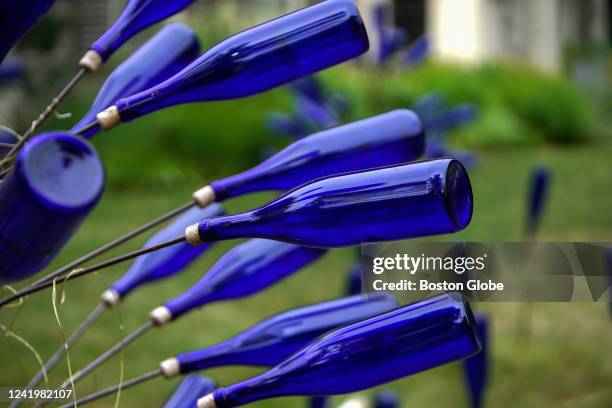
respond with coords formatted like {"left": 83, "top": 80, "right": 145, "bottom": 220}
{"left": 0, "top": 131, "right": 17, "bottom": 156}
{"left": 95, "top": 0, "right": 369, "bottom": 130}
{"left": 100, "top": 204, "right": 224, "bottom": 306}
{"left": 403, "top": 36, "right": 430, "bottom": 67}
{"left": 373, "top": 390, "right": 399, "bottom": 408}
{"left": 209, "top": 110, "right": 424, "bottom": 202}
{"left": 345, "top": 262, "right": 363, "bottom": 296}
{"left": 0, "top": 0, "right": 55, "bottom": 63}
{"left": 72, "top": 23, "right": 200, "bottom": 138}
{"left": 187, "top": 159, "right": 473, "bottom": 248}
{"left": 290, "top": 77, "right": 326, "bottom": 105}
{"left": 198, "top": 294, "right": 481, "bottom": 407}
{"left": 295, "top": 95, "right": 340, "bottom": 130}
{"left": 424, "top": 103, "right": 478, "bottom": 131}
{"left": 164, "top": 294, "right": 397, "bottom": 376}
{"left": 150, "top": 239, "right": 327, "bottom": 325}
{"left": 526, "top": 164, "right": 552, "bottom": 237}
{"left": 607, "top": 248, "right": 612, "bottom": 318}
{"left": 163, "top": 375, "right": 216, "bottom": 408}
{"left": 265, "top": 112, "right": 310, "bottom": 140}
{"left": 308, "top": 396, "right": 329, "bottom": 408}
{"left": 463, "top": 313, "right": 489, "bottom": 408}
{"left": 83, "top": 0, "right": 196, "bottom": 67}
{"left": 0, "top": 132, "right": 104, "bottom": 282}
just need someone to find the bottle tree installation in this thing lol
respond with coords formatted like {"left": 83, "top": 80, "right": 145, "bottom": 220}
{"left": 0, "top": 1, "right": 483, "bottom": 407}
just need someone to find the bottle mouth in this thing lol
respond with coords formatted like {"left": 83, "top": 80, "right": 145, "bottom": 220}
{"left": 444, "top": 160, "right": 473, "bottom": 229}
{"left": 18, "top": 132, "right": 105, "bottom": 212}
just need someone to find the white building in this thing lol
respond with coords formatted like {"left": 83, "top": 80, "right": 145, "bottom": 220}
{"left": 358, "top": 0, "right": 610, "bottom": 71}
{"left": 101, "top": 0, "right": 607, "bottom": 72}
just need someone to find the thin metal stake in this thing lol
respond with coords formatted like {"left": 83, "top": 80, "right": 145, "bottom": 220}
{"left": 0, "top": 201, "right": 195, "bottom": 307}
{"left": 0, "top": 68, "right": 87, "bottom": 168}
{"left": 57, "top": 369, "right": 163, "bottom": 408}
{"left": 8, "top": 303, "right": 107, "bottom": 408}
{"left": 0, "top": 236, "right": 186, "bottom": 307}
{"left": 58, "top": 321, "right": 155, "bottom": 389}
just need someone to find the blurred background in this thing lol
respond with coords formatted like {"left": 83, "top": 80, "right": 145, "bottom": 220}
{"left": 1, "top": 0, "right": 611, "bottom": 407}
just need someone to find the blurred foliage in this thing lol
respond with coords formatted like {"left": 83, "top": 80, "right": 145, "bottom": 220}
{"left": 38, "top": 60, "right": 601, "bottom": 190}
{"left": 325, "top": 62, "right": 598, "bottom": 147}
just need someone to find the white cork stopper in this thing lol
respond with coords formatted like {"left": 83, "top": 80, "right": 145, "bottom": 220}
{"left": 185, "top": 223, "right": 202, "bottom": 246}
{"left": 197, "top": 394, "right": 217, "bottom": 408}
{"left": 160, "top": 357, "right": 180, "bottom": 378}
{"left": 96, "top": 106, "right": 121, "bottom": 130}
{"left": 192, "top": 185, "right": 216, "bottom": 208}
{"left": 150, "top": 306, "right": 172, "bottom": 326}
{"left": 100, "top": 289, "right": 121, "bottom": 307}
{"left": 79, "top": 50, "right": 103, "bottom": 72}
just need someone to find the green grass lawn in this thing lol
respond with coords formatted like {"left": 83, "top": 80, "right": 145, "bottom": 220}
{"left": 2, "top": 143, "right": 612, "bottom": 407}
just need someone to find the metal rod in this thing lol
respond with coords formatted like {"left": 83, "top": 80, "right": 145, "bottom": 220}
{"left": 58, "top": 321, "right": 155, "bottom": 389}
{"left": 0, "top": 166, "right": 11, "bottom": 179}
{"left": 0, "top": 236, "right": 186, "bottom": 307}
{"left": 0, "top": 67, "right": 88, "bottom": 168}
{"left": 8, "top": 304, "right": 107, "bottom": 408}
{"left": 0, "top": 201, "right": 195, "bottom": 307}
{"left": 57, "top": 369, "right": 163, "bottom": 408}
{"left": 73, "top": 121, "right": 99, "bottom": 136}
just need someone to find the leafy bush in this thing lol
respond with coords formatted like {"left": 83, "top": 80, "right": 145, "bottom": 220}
{"left": 318, "top": 62, "right": 597, "bottom": 147}
{"left": 37, "top": 61, "right": 598, "bottom": 189}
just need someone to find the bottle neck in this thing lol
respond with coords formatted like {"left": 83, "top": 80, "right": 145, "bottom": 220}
{"left": 213, "top": 375, "right": 279, "bottom": 408}
{"left": 176, "top": 339, "right": 242, "bottom": 373}
{"left": 164, "top": 287, "right": 215, "bottom": 320}
{"left": 197, "top": 211, "right": 261, "bottom": 243}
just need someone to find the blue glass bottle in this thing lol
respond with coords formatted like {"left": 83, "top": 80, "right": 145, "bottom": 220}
{"left": 0, "top": 0, "right": 55, "bottom": 63}
{"left": 72, "top": 24, "right": 200, "bottom": 138}
{"left": 526, "top": 164, "right": 552, "bottom": 237}
{"left": 308, "top": 396, "right": 329, "bottom": 408}
{"left": 0, "top": 130, "right": 17, "bottom": 156}
{"left": 265, "top": 112, "right": 310, "bottom": 140}
{"left": 163, "top": 375, "right": 216, "bottom": 408}
{"left": 0, "top": 132, "right": 104, "bottom": 282}
{"left": 154, "top": 239, "right": 327, "bottom": 323}
{"left": 373, "top": 3, "right": 407, "bottom": 64}
{"left": 345, "top": 262, "right": 362, "bottom": 296}
{"left": 295, "top": 95, "right": 340, "bottom": 129}
{"left": 403, "top": 36, "right": 430, "bottom": 67}
{"left": 199, "top": 294, "right": 481, "bottom": 407}
{"left": 463, "top": 313, "right": 489, "bottom": 408}
{"left": 104, "top": 204, "right": 224, "bottom": 304}
{"left": 171, "top": 293, "right": 396, "bottom": 374}
{"left": 290, "top": 77, "right": 326, "bottom": 105}
{"left": 373, "top": 390, "right": 399, "bottom": 408}
{"left": 0, "top": 57, "right": 24, "bottom": 84}
{"left": 308, "top": 257, "right": 364, "bottom": 408}
{"left": 607, "top": 248, "right": 612, "bottom": 319}
{"left": 97, "top": 0, "right": 369, "bottom": 129}
{"left": 189, "top": 159, "right": 473, "bottom": 248}
{"left": 87, "top": 0, "right": 196, "bottom": 64}
{"left": 411, "top": 92, "right": 444, "bottom": 120}
{"left": 206, "top": 109, "right": 424, "bottom": 203}
{"left": 424, "top": 103, "right": 478, "bottom": 132}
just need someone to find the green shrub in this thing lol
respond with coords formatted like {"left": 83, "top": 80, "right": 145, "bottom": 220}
{"left": 36, "top": 61, "right": 599, "bottom": 189}
{"left": 318, "top": 62, "right": 597, "bottom": 146}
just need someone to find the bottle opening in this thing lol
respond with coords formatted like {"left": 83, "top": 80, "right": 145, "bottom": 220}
{"left": 19, "top": 132, "right": 104, "bottom": 211}
{"left": 444, "top": 160, "right": 473, "bottom": 229}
